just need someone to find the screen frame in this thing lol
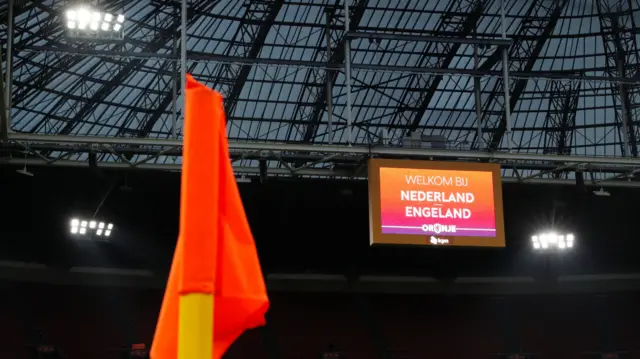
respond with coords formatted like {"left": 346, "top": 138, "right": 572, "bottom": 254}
{"left": 368, "top": 159, "right": 506, "bottom": 248}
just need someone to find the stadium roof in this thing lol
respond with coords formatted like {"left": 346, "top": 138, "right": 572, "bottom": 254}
{"left": 2, "top": 0, "right": 640, "bottom": 185}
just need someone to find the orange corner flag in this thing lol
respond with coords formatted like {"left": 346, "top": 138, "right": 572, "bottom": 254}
{"left": 151, "top": 75, "right": 269, "bottom": 359}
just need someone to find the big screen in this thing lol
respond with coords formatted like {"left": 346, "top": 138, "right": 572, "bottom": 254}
{"left": 368, "top": 159, "right": 505, "bottom": 247}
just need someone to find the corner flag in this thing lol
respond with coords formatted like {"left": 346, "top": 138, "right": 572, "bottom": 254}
{"left": 151, "top": 75, "right": 269, "bottom": 359}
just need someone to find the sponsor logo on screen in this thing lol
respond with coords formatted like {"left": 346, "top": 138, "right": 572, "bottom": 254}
{"left": 429, "top": 236, "right": 450, "bottom": 245}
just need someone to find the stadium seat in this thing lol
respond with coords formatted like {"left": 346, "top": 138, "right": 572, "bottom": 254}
{"left": 605, "top": 293, "right": 640, "bottom": 355}
{"left": 518, "top": 295, "right": 599, "bottom": 359}
{"left": 224, "top": 328, "right": 268, "bottom": 359}
{"left": 17, "top": 283, "right": 130, "bottom": 359}
{"left": 369, "top": 294, "right": 502, "bottom": 359}
{"left": 4, "top": 280, "right": 639, "bottom": 359}
{"left": 268, "top": 292, "right": 376, "bottom": 359}
{"left": 0, "top": 283, "right": 28, "bottom": 359}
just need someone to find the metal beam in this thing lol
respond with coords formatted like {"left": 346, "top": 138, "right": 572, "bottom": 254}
{"left": 595, "top": 0, "right": 640, "bottom": 157}
{"left": 47, "top": 0, "right": 215, "bottom": 139}
{"left": 477, "top": 0, "right": 567, "bottom": 150}
{"left": 9, "top": 133, "right": 640, "bottom": 167}
{"left": 542, "top": 79, "right": 581, "bottom": 157}
{"left": 293, "top": 0, "right": 369, "bottom": 144}
{"left": 11, "top": 1, "right": 154, "bottom": 113}
{"left": 221, "top": 0, "right": 284, "bottom": 116}
{"left": 4, "top": 0, "right": 13, "bottom": 133}
{"left": 111, "top": 6, "right": 189, "bottom": 140}
{"left": 346, "top": 31, "right": 510, "bottom": 47}
{"left": 325, "top": 8, "right": 334, "bottom": 144}
{"left": 5, "top": 140, "right": 638, "bottom": 176}
{"left": 3, "top": 157, "right": 640, "bottom": 188}
{"left": 113, "top": 0, "right": 219, "bottom": 140}
{"left": 20, "top": 45, "right": 640, "bottom": 85}
{"left": 129, "top": 0, "right": 284, "bottom": 140}
{"left": 0, "top": 46, "right": 8, "bottom": 140}
{"left": 473, "top": 38, "right": 484, "bottom": 150}
{"left": 0, "top": 0, "right": 34, "bottom": 37}
{"left": 404, "top": 0, "right": 488, "bottom": 133}
{"left": 179, "top": 0, "right": 187, "bottom": 139}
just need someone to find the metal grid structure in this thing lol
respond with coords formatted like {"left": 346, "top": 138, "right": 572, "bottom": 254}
{"left": 2, "top": 0, "right": 640, "bottom": 187}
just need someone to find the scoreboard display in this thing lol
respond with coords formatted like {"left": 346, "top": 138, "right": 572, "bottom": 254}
{"left": 368, "top": 159, "right": 505, "bottom": 247}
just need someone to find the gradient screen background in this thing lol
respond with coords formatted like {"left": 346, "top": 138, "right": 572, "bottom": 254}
{"left": 368, "top": 159, "right": 505, "bottom": 247}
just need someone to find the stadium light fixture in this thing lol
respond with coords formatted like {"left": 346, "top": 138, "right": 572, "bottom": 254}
{"left": 70, "top": 218, "right": 114, "bottom": 238}
{"left": 64, "top": 6, "right": 125, "bottom": 40}
{"left": 531, "top": 232, "right": 574, "bottom": 251}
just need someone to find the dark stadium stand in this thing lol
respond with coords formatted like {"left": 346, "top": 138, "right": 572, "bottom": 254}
{"left": 0, "top": 279, "right": 638, "bottom": 359}
{"left": 268, "top": 293, "right": 376, "bottom": 359}
{"left": 224, "top": 328, "right": 267, "bottom": 359}
{"left": 513, "top": 295, "right": 600, "bottom": 359}
{"left": 3, "top": 163, "right": 640, "bottom": 359}
{"left": 0, "top": 283, "right": 28, "bottom": 359}
{"left": 369, "top": 295, "right": 503, "bottom": 359}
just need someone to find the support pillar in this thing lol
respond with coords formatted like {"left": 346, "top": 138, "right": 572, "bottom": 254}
{"left": 172, "top": 34, "right": 179, "bottom": 139}
{"left": 343, "top": 0, "right": 353, "bottom": 146}
{"left": 500, "top": 0, "right": 513, "bottom": 152}
{"left": 473, "top": 31, "right": 483, "bottom": 150}
{"left": 180, "top": 0, "right": 188, "bottom": 127}
{"left": 617, "top": 58, "right": 632, "bottom": 156}
{"left": 325, "top": 9, "right": 334, "bottom": 145}
{"left": 4, "top": 0, "right": 14, "bottom": 135}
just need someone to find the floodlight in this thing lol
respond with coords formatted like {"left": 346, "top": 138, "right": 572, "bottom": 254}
{"left": 64, "top": 6, "right": 125, "bottom": 40}
{"left": 69, "top": 217, "right": 114, "bottom": 238}
{"left": 531, "top": 232, "right": 574, "bottom": 252}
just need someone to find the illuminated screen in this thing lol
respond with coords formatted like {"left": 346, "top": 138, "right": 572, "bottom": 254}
{"left": 368, "top": 159, "right": 505, "bottom": 247}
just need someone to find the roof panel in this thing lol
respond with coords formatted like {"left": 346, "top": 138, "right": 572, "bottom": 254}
{"left": 4, "top": 0, "right": 640, "bottom": 171}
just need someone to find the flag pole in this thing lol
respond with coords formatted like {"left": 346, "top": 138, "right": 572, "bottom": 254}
{"left": 178, "top": 293, "right": 213, "bottom": 359}
{"left": 176, "top": 0, "right": 214, "bottom": 350}
{"left": 177, "top": 0, "right": 214, "bottom": 355}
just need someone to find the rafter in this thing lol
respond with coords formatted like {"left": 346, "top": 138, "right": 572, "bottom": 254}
{"left": 399, "top": 0, "right": 488, "bottom": 134}
{"left": 128, "top": 0, "right": 284, "bottom": 140}
{"left": 474, "top": 0, "right": 567, "bottom": 150}
{"left": 0, "top": 1, "right": 40, "bottom": 64}
{"left": 9, "top": 1, "right": 126, "bottom": 108}
{"left": 21, "top": 2, "right": 178, "bottom": 134}
{"left": 45, "top": 0, "right": 215, "bottom": 139}
{"left": 542, "top": 78, "right": 581, "bottom": 157}
{"left": 595, "top": 0, "right": 640, "bottom": 157}
{"left": 7, "top": 0, "right": 640, "bottom": 165}
{"left": 0, "top": 45, "right": 8, "bottom": 139}
{"left": 291, "top": 0, "right": 369, "bottom": 144}
{"left": 222, "top": 0, "right": 284, "bottom": 116}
